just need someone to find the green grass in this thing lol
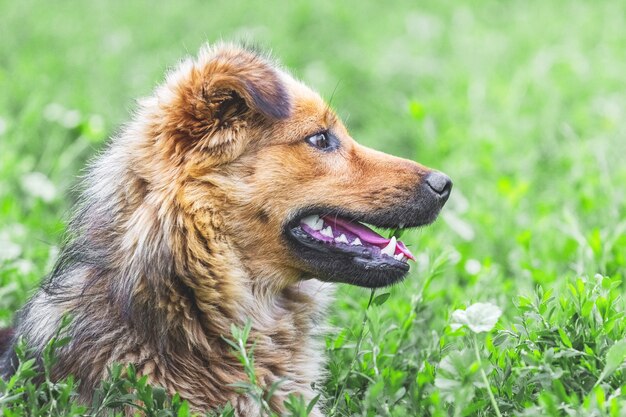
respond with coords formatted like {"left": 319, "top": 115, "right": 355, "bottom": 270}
{"left": 1, "top": 0, "right": 626, "bottom": 415}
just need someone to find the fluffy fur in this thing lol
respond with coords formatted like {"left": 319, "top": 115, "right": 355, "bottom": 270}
{"left": 0, "top": 43, "right": 445, "bottom": 415}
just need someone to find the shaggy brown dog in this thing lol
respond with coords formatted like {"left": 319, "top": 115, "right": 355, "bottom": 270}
{"left": 0, "top": 43, "right": 451, "bottom": 415}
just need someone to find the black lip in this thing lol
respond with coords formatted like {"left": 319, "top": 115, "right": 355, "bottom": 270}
{"left": 287, "top": 225, "right": 410, "bottom": 288}
{"left": 283, "top": 203, "right": 440, "bottom": 288}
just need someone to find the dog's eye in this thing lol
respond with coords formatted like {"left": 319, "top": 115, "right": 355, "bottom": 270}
{"left": 305, "top": 132, "right": 338, "bottom": 151}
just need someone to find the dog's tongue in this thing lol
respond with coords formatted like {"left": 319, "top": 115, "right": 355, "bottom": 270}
{"left": 322, "top": 216, "right": 415, "bottom": 260}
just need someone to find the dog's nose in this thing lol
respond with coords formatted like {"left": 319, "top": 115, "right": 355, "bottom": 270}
{"left": 425, "top": 171, "right": 452, "bottom": 201}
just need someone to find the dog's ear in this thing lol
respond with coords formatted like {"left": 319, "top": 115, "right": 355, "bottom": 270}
{"left": 200, "top": 48, "right": 291, "bottom": 122}
{"left": 157, "top": 45, "right": 292, "bottom": 164}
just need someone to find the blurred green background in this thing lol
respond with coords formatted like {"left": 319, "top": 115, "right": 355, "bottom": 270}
{"left": 1, "top": 0, "right": 626, "bottom": 414}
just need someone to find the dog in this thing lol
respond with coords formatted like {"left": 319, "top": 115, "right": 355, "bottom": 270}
{"left": 0, "top": 43, "right": 451, "bottom": 415}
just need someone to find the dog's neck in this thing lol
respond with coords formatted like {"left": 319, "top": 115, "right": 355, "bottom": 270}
{"left": 110, "top": 195, "right": 333, "bottom": 411}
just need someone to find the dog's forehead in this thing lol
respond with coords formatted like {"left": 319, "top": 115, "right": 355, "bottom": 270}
{"left": 280, "top": 72, "right": 340, "bottom": 128}
{"left": 283, "top": 74, "right": 324, "bottom": 108}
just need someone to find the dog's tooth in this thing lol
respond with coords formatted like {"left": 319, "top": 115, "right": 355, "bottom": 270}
{"left": 301, "top": 215, "right": 323, "bottom": 231}
{"left": 399, "top": 223, "right": 405, "bottom": 229}
{"left": 351, "top": 237, "right": 362, "bottom": 246}
{"left": 394, "top": 253, "right": 403, "bottom": 261}
{"left": 381, "top": 236, "right": 397, "bottom": 257}
{"left": 335, "top": 234, "right": 349, "bottom": 244}
{"left": 320, "top": 226, "right": 334, "bottom": 238}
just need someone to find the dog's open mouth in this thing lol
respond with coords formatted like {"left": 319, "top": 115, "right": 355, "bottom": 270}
{"left": 286, "top": 211, "right": 421, "bottom": 288}
{"left": 298, "top": 214, "right": 415, "bottom": 263}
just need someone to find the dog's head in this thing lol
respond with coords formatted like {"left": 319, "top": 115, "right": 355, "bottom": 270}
{"left": 148, "top": 44, "right": 451, "bottom": 290}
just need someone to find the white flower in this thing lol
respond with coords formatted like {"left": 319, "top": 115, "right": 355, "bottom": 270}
{"left": 450, "top": 302, "right": 502, "bottom": 333}
{"left": 61, "top": 109, "right": 81, "bottom": 128}
{"left": 21, "top": 172, "right": 57, "bottom": 202}
{"left": 43, "top": 103, "right": 65, "bottom": 121}
{"left": 464, "top": 259, "right": 482, "bottom": 275}
{"left": 0, "top": 239, "right": 21, "bottom": 261}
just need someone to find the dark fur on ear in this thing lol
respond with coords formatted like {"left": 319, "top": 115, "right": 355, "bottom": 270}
{"left": 205, "top": 48, "right": 291, "bottom": 120}
{"left": 151, "top": 44, "right": 293, "bottom": 164}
